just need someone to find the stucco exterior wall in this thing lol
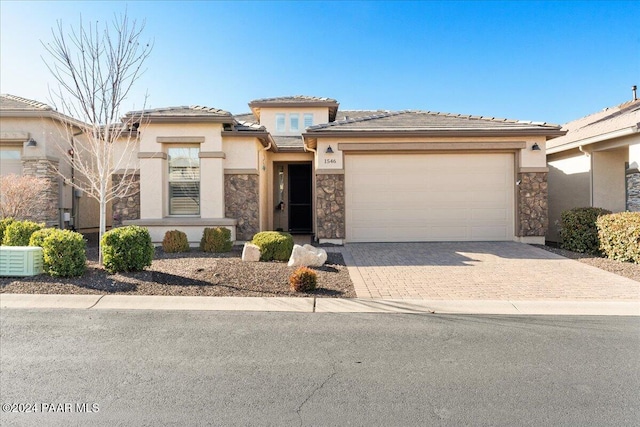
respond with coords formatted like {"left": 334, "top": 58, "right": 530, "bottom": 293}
{"left": 592, "top": 148, "right": 627, "bottom": 213}
{"left": 0, "top": 117, "right": 77, "bottom": 227}
{"left": 546, "top": 153, "right": 591, "bottom": 242}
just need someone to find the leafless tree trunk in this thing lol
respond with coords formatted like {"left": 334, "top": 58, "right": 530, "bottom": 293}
{"left": 42, "top": 12, "right": 152, "bottom": 264}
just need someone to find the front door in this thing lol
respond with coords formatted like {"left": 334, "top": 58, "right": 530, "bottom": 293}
{"left": 288, "top": 163, "right": 312, "bottom": 233}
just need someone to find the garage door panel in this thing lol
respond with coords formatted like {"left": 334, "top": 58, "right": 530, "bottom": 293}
{"left": 345, "top": 153, "right": 514, "bottom": 242}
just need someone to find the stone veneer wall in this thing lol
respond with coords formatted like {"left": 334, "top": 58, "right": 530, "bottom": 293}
{"left": 316, "top": 174, "right": 345, "bottom": 240}
{"left": 111, "top": 173, "right": 140, "bottom": 226}
{"left": 224, "top": 174, "right": 259, "bottom": 241}
{"left": 518, "top": 172, "right": 548, "bottom": 237}
{"left": 21, "top": 158, "right": 60, "bottom": 227}
{"left": 626, "top": 170, "right": 640, "bottom": 211}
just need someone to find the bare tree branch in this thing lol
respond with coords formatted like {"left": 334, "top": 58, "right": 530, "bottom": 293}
{"left": 41, "top": 10, "right": 152, "bottom": 264}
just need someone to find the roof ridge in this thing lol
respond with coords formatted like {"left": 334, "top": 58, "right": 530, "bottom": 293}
{"left": 1, "top": 93, "right": 52, "bottom": 110}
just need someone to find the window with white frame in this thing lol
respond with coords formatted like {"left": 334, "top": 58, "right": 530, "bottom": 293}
{"left": 168, "top": 147, "right": 200, "bottom": 215}
{"left": 304, "top": 113, "right": 313, "bottom": 128}
{"left": 275, "top": 114, "right": 285, "bottom": 132}
{"left": 289, "top": 113, "right": 299, "bottom": 132}
{"left": 0, "top": 145, "right": 22, "bottom": 176}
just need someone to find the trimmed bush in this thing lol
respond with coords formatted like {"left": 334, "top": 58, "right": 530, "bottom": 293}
{"left": 0, "top": 217, "right": 15, "bottom": 244}
{"left": 28, "top": 228, "right": 58, "bottom": 247}
{"left": 2, "top": 220, "right": 44, "bottom": 246}
{"left": 162, "top": 230, "right": 190, "bottom": 253}
{"left": 289, "top": 266, "right": 318, "bottom": 292}
{"left": 251, "top": 231, "right": 294, "bottom": 262}
{"left": 200, "top": 227, "right": 232, "bottom": 253}
{"left": 559, "top": 207, "right": 612, "bottom": 254}
{"left": 101, "top": 225, "right": 154, "bottom": 273}
{"left": 41, "top": 229, "right": 86, "bottom": 277}
{"left": 597, "top": 212, "right": 640, "bottom": 263}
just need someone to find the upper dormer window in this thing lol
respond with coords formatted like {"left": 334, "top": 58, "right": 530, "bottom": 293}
{"left": 290, "top": 114, "right": 299, "bottom": 132}
{"left": 276, "top": 114, "right": 285, "bottom": 132}
{"left": 304, "top": 113, "right": 313, "bottom": 128}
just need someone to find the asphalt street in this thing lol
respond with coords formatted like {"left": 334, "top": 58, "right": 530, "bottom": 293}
{"left": 1, "top": 309, "right": 638, "bottom": 426}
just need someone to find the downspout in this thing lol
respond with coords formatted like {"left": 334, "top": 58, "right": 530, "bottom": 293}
{"left": 579, "top": 145, "right": 593, "bottom": 207}
{"left": 69, "top": 130, "right": 83, "bottom": 230}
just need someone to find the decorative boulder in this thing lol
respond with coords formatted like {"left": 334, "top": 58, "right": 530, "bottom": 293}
{"left": 242, "top": 243, "right": 261, "bottom": 262}
{"left": 287, "top": 244, "right": 327, "bottom": 267}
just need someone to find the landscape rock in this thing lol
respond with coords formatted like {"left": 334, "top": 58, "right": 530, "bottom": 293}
{"left": 241, "top": 243, "right": 261, "bottom": 262}
{"left": 287, "top": 244, "right": 328, "bottom": 267}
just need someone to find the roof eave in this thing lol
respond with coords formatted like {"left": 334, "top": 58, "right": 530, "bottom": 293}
{"left": 0, "top": 109, "right": 86, "bottom": 129}
{"left": 303, "top": 128, "right": 566, "bottom": 138}
{"left": 141, "top": 116, "right": 234, "bottom": 124}
{"left": 546, "top": 125, "right": 640, "bottom": 155}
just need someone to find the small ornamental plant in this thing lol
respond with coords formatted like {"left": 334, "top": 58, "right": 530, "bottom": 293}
{"left": 251, "top": 231, "right": 294, "bottom": 261}
{"left": 0, "top": 217, "right": 15, "bottom": 244}
{"left": 162, "top": 230, "right": 190, "bottom": 253}
{"left": 40, "top": 229, "right": 86, "bottom": 277}
{"left": 200, "top": 227, "right": 232, "bottom": 253}
{"left": 2, "top": 220, "right": 44, "bottom": 246}
{"left": 289, "top": 266, "right": 318, "bottom": 293}
{"left": 101, "top": 225, "right": 154, "bottom": 273}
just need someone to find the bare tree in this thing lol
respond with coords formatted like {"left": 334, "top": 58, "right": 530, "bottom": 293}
{"left": 42, "top": 12, "right": 152, "bottom": 263}
{"left": 0, "top": 174, "right": 51, "bottom": 220}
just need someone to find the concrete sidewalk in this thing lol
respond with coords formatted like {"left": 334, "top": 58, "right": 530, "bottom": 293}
{"left": 1, "top": 293, "right": 638, "bottom": 316}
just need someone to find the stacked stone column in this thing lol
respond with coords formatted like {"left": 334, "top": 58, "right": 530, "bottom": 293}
{"left": 517, "top": 172, "right": 548, "bottom": 237}
{"left": 21, "top": 158, "right": 60, "bottom": 227}
{"left": 316, "top": 173, "right": 345, "bottom": 240}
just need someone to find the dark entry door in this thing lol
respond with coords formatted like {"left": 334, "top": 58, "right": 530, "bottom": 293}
{"left": 288, "top": 163, "right": 312, "bottom": 233}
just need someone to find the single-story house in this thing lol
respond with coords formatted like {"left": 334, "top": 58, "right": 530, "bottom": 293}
{"left": 118, "top": 95, "right": 564, "bottom": 245}
{"left": 0, "top": 94, "right": 100, "bottom": 231}
{"left": 546, "top": 97, "right": 640, "bottom": 242}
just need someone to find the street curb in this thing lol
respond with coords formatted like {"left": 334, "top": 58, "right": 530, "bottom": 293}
{"left": 1, "top": 294, "right": 639, "bottom": 316}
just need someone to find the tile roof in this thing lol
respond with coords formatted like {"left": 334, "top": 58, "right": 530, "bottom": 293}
{"left": 307, "top": 110, "right": 561, "bottom": 132}
{"left": 233, "top": 112, "right": 257, "bottom": 123}
{"left": 547, "top": 99, "right": 640, "bottom": 149}
{"left": 0, "top": 94, "right": 52, "bottom": 111}
{"left": 249, "top": 95, "right": 338, "bottom": 105}
{"left": 233, "top": 120, "right": 267, "bottom": 132}
{"left": 272, "top": 135, "right": 306, "bottom": 152}
{"left": 126, "top": 105, "right": 232, "bottom": 118}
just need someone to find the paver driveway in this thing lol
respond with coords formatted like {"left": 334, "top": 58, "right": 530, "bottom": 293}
{"left": 340, "top": 242, "right": 640, "bottom": 300}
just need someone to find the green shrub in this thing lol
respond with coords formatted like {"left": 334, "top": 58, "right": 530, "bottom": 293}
{"left": 41, "top": 229, "right": 86, "bottom": 277}
{"left": 28, "top": 228, "right": 58, "bottom": 247}
{"left": 289, "top": 266, "right": 318, "bottom": 292}
{"left": 2, "top": 220, "right": 44, "bottom": 246}
{"left": 251, "top": 231, "right": 294, "bottom": 261}
{"left": 162, "top": 230, "right": 190, "bottom": 253}
{"left": 559, "top": 207, "right": 612, "bottom": 254}
{"left": 101, "top": 225, "right": 154, "bottom": 273}
{"left": 200, "top": 227, "right": 232, "bottom": 253}
{"left": 597, "top": 212, "right": 640, "bottom": 264}
{"left": 0, "top": 217, "right": 15, "bottom": 244}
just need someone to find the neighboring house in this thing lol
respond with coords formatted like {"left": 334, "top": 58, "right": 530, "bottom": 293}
{"left": 120, "top": 95, "right": 564, "bottom": 245}
{"left": 546, "top": 98, "right": 640, "bottom": 242}
{"left": 0, "top": 94, "right": 100, "bottom": 230}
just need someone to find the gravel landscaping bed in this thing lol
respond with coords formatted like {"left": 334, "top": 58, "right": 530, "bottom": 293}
{"left": 536, "top": 245, "right": 640, "bottom": 282}
{"left": 0, "top": 246, "right": 356, "bottom": 298}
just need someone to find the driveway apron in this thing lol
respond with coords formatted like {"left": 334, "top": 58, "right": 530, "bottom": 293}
{"left": 340, "top": 242, "right": 640, "bottom": 300}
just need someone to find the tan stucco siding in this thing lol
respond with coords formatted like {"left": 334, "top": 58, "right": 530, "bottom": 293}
{"left": 547, "top": 153, "right": 591, "bottom": 242}
{"left": 592, "top": 148, "right": 627, "bottom": 213}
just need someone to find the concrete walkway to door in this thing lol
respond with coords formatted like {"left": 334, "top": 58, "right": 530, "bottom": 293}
{"left": 339, "top": 242, "right": 640, "bottom": 301}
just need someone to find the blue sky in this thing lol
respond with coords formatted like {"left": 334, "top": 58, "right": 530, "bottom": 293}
{"left": 1, "top": 1, "right": 638, "bottom": 124}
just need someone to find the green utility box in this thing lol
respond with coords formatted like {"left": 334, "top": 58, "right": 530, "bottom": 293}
{"left": 0, "top": 246, "right": 44, "bottom": 276}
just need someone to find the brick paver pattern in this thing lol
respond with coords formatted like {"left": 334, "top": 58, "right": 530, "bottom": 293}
{"left": 341, "top": 242, "right": 640, "bottom": 300}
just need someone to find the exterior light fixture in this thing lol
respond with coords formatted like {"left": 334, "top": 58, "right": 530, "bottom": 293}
{"left": 26, "top": 138, "right": 37, "bottom": 148}
{"left": 531, "top": 143, "right": 541, "bottom": 151}
{"left": 325, "top": 145, "right": 334, "bottom": 154}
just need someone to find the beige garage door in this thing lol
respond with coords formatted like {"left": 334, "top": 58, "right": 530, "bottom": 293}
{"left": 345, "top": 153, "right": 515, "bottom": 242}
